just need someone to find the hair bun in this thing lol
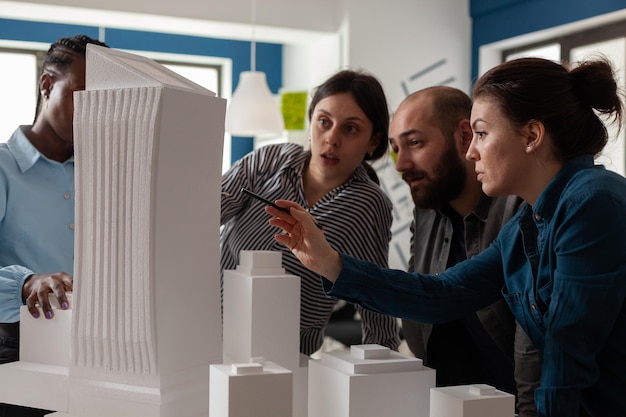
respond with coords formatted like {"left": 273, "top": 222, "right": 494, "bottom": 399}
{"left": 569, "top": 59, "right": 621, "bottom": 113}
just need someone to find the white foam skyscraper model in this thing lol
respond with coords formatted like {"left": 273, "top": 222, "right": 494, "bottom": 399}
{"left": 0, "top": 44, "right": 226, "bottom": 416}
{"left": 64, "top": 44, "right": 226, "bottom": 417}
{"left": 429, "top": 384, "right": 515, "bottom": 417}
{"left": 222, "top": 250, "right": 309, "bottom": 416}
{"left": 309, "top": 344, "right": 436, "bottom": 417}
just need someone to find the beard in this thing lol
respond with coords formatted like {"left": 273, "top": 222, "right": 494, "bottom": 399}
{"left": 403, "top": 143, "right": 467, "bottom": 210}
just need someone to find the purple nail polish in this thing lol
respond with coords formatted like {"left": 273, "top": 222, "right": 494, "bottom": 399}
{"left": 32, "top": 311, "right": 39, "bottom": 319}
{"left": 45, "top": 311, "right": 53, "bottom": 319}
{"left": 61, "top": 301, "right": 69, "bottom": 309}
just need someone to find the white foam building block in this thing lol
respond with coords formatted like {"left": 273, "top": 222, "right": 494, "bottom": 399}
{"left": 309, "top": 344, "right": 435, "bottom": 417}
{"left": 223, "top": 250, "right": 308, "bottom": 416}
{"left": 0, "top": 299, "right": 73, "bottom": 412}
{"left": 46, "top": 44, "right": 224, "bottom": 417}
{"left": 209, "top": 360, "right": 292, "bottom": 417}
{"left": 20, "top": 294, "right": 73, "bottom": 366}
{"left": 429, "top": 384, "right": 515, "bottom": 417}
{"left": 223, "top": 250, "right": 300, "bottom": 370}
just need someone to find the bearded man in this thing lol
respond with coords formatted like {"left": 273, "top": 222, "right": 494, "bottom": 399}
{"left": 389, "top": 86, "right": 541, "bottom": 417}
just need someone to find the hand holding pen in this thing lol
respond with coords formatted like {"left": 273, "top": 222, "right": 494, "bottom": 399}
{"left": 239, "top": 188, "right": 324, "bottom": 230}
{"left": 266, "top": 199, "right": 341, "bottom": 280}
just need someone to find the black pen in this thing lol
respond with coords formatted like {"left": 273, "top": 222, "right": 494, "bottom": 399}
{"left": 240, "top": 188, "right": 324, "bottom": 229}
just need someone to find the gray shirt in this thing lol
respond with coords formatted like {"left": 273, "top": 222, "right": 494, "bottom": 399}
{"left": 403, "top": 194, "right": 541, "bottom": 417}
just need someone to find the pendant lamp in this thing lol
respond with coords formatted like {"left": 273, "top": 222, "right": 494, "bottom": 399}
{"left": 225, "top": 0, "right": 285, "bottom": 136}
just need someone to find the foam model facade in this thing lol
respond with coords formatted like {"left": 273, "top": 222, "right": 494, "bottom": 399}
{"left": 67, "top": 44, "right": 226, "bottom": 417}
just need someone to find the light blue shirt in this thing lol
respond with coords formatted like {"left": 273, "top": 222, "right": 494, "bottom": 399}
{"left": 0, "top": 126, "right": 74, "bottom": 322}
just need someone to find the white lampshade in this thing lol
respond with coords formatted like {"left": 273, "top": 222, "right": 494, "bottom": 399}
{"left": 225, "top": 71, "right": 285, "bottom": 136}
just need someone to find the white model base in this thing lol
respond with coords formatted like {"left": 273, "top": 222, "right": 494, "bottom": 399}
{"left": 0, "top": 304, "right": 72, "bottom": 412}
{"left": 0, "top": 361, "right": 68, "bottom": 412}
{"left": 61, "top": 365, "right": 210, "bottom": 417}
{"left": 309, "top": 344, "right": 435, "bottom": 417}
{"left": 210, "top": 360, "right": 292, "bottom": 417}
{"left": 429, "top": 384, "right": 515, "bottom": 417}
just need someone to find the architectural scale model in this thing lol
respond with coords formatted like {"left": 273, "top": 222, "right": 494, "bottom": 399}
{"left": 0, "top": 44, "right": 518, "bottom": 417}
{"left": 0, "top": 44, "right": 226, "bottom": 417}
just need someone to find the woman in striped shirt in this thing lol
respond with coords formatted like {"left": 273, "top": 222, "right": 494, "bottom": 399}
{"left": 220, "top": 69, "right": 400, "bottom": 355}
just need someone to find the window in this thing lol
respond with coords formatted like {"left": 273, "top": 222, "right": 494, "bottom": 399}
{"left": 163, "top": 63, "right": 219, "bottom": 96}
{"left": 0, "top": 49, "right": 38, "bottom": 141}
{"left": 0, "top": 46, "right": 223, "bottom": 144}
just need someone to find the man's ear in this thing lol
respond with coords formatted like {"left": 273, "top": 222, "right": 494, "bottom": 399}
{"left": 524, "top": 120, "right": 545, "bottom": 154}
{"left": 457, "top": 119, "right": 473, "bottom": 152}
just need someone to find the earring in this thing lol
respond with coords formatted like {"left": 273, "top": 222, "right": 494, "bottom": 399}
{"left": 41, "top": 91, "right": 49, "bottom": 109}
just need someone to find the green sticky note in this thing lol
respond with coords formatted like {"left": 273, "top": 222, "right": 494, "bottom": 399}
{"left": 281, "top": 91, "right": 308, "bottom": 131}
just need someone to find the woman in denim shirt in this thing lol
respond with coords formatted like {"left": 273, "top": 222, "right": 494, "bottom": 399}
{"left": 267, "top": 57, "right": 625, "bottom": 417}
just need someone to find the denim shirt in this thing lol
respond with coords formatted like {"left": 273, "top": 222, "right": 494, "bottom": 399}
{"left": 324, "top": 155, "right": 626, "bottom": 417}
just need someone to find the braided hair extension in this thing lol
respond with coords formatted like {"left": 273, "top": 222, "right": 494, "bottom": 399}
{"left": 34, "top": 34, "right": 109, "bottom": 121}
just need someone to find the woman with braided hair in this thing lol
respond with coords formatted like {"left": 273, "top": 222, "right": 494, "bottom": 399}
{"left": 0, "top": 34, "right": 108, "bottom": 416}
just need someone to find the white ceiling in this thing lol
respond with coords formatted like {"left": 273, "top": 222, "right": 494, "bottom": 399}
{"left": 2, "top": 0, "right": 343, "bottom": 43}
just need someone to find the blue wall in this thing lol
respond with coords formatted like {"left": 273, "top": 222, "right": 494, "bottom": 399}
{"left": 0, "top": 18, "right": 283, "bottom": 161}
{"left": 470, "top": 0, "right": 626, "bottom": 81}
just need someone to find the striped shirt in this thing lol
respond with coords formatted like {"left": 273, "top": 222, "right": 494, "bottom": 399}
{"left": 221, "top": 143, "right": 400, "bottom": 355}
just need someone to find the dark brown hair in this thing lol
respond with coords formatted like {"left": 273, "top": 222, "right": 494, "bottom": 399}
{"left": 472, "top": 56, "right": 624, "bottom": 160}
{"left": 308, "top": 69, "right": 390, "bottom": 161}
{"left": 35, "top": 34, "right": 109, "bottom": 121}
